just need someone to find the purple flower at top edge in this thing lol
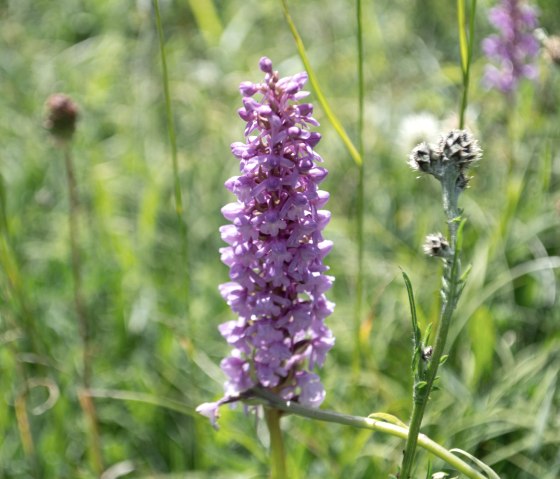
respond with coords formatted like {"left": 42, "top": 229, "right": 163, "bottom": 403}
{"left": 196, "top": 57, "right": 335, "bottom": 428}
{"left": 481, "top": 0, "right": 540, "bottom": 93}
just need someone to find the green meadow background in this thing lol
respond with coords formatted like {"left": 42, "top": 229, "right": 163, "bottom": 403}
{"left": 1, "top": 0, "right": 559, "bottom": 477}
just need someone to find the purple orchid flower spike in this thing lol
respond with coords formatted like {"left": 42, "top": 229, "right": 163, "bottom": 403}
{"left": 197, "top": 57, "right": 335, "bottom": 427}
{"left": 482, "top": 0, "right": 540, "bottom": 93}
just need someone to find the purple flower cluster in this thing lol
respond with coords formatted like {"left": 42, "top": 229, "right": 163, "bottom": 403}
{"left": 197, "top": 57, "right": 334, "bottom": 427}
{"left": 482, "top": 0, "right": 540, "bottom": 93}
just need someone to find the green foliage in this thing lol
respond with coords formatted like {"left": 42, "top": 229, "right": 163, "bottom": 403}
{"left": 0, "top": 0, "right": 559, "bottom": 478}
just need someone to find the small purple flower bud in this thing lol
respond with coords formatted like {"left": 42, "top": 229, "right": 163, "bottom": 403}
{"left": 239, "top": 81, "right": 258, "bottom": 96}
{"left": 259, "top": 56, "right": 273, "bottom": 73}
{"left": 198, "top": 58, "right": 334, "bottom": 426}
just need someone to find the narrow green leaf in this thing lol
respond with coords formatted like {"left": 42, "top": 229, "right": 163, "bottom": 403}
{"left": 280, "top": 0, "right": 362, "bottom": 166}
{"left": 424, "top": 323, "right": 433, "bottom": 344}
{"left": 367, "top": 412, "right": 408, "bottom": 429}
{"left": 468, "top": 306, "right": 495, "bottom": 387}
{"left": 440, "top": 355, "right": 449, "bottom": 365}
{"left": 450, "top": 448, "right": 500, "bottom": 479}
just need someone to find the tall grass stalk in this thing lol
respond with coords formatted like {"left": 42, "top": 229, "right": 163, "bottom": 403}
{"left": 353, "top": 0, "right": 366, "bottom": 371}
{"left": 458, "top": 0, "right": 477, "bottom": 129}
{"left": 62, "top": 144, "right": 104, "bottom": 475}
{"left": 153, "top": 0, "right": 191, "bottom": 323}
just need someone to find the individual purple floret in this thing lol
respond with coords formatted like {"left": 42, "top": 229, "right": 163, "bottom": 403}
{"left": 481, "top": 0, "right": 540, "bottom": 93}
{"left": 197, "top": 57, "right": 335, "bottom": 428}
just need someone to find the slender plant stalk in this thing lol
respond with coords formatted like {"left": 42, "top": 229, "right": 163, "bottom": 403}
{"left": 153, "top": 0, "right": 191, "bottom": 322}
{"left": 400, "top": 4, "right": 477, "bottom": 476}
{"left": 63, "top": 145, "right": 104, "bottom": 475}
{"left": 280, "top": 0, "right": 362, "bottom": 167}
{"left": 353, "top": 0, "right": 366, "bottom": 371}
{"left": 264, "top": 408, "right": 287, "bottom": 479}
{"left": 458, "top": 0, "right": 477, "bottom": 129}
{"left": 399, "top": 247, "right": 462, "bottom": 477}
{"left": 400, "top": 185, "right": 465, "bottom": 478}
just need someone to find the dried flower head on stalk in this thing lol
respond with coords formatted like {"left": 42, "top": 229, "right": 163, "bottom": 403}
{"left": 45, "top": 93, "right": 79, "bottom": 142}
{"left": 409, "top": 129, "right": 481, "bottom": 189}
{"left": 197, "top": 58, "right": 335, "bottom": 428}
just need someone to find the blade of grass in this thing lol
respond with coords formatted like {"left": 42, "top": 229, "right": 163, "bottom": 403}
{"left": 353, "top": 0, "right": 366, "bottom": 371}
{"left": 280, "top": 0, "right": 362, "bottom": 167}
{"left": 153, "top": 0, "right": 191, "bottom": 324}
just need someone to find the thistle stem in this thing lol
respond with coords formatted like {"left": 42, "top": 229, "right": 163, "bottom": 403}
{"left": 399, "top": 178, "right": 463, "bottom": 478}
{"left": 63, "top": 144, "right": 104, "bottom": 475}
{"left": 264, "top": 408, "right": 287, "bottom": 479}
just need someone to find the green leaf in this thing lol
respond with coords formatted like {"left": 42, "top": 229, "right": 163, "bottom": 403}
{"left": 440, "top": 355, "right": 449, "bottom": 365}
{"left": 424, "top": 323, "right": 433, "bottom": 344}
{"left": 468, "top": 305, "right": 495, "bottom": 387}
{"left": 450, "top": 448, "right": 500, "bottom": 479}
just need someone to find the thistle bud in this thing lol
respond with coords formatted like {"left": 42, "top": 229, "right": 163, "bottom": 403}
{"left": 423, "top": 233, "right": 451, "bottom": 258}
{"left": 408, "top": 142, "right": 443, "bottom": 178}
{"left": 45, "top": 93, "right": 79, "bottom": 141}
{"left": 440, "top": 130, "right": 481, "bottom": 169}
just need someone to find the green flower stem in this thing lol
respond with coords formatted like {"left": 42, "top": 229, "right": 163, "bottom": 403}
{"left": 63, "top": 145, "right": 104, "bottom": 475}
{"left": 264, "top": 408, "right": 287, "bottom": 479}
{"left": 252, "top": 388, "right": 486, "bottom": 479}
{"left": 400, "top": 174, "right": 463, "bottom": 478}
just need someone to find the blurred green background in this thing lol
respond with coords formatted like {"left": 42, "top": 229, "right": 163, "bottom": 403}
{"left": 1, "top": 0, "right": 559, "bottom": 477}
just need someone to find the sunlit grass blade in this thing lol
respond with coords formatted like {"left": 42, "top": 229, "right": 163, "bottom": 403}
{"left": 457, "top": 0, "right": 477, "bottom": 129}
{"left": 280, "top": 0, "right": 362, "bottom": 167}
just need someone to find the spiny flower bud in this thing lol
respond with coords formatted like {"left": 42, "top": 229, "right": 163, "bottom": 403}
{"left": 423, "top": 233, "right": 451, "bottom": 258}
{"left": 408, "top": 130, "right": 481, "bottom": 191}
{"left": 408, "top": 142, "right": 444, "bottom": 178}
{"left": 45, "top": 93, "right": 79, "bottom": 141}
{"left": 439, "top": 129, "right": 482, "bottom": 169}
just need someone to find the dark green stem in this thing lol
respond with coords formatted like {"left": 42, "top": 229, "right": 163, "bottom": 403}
{"left": 264, "top": 408, "right": 287, "bottom": 479}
